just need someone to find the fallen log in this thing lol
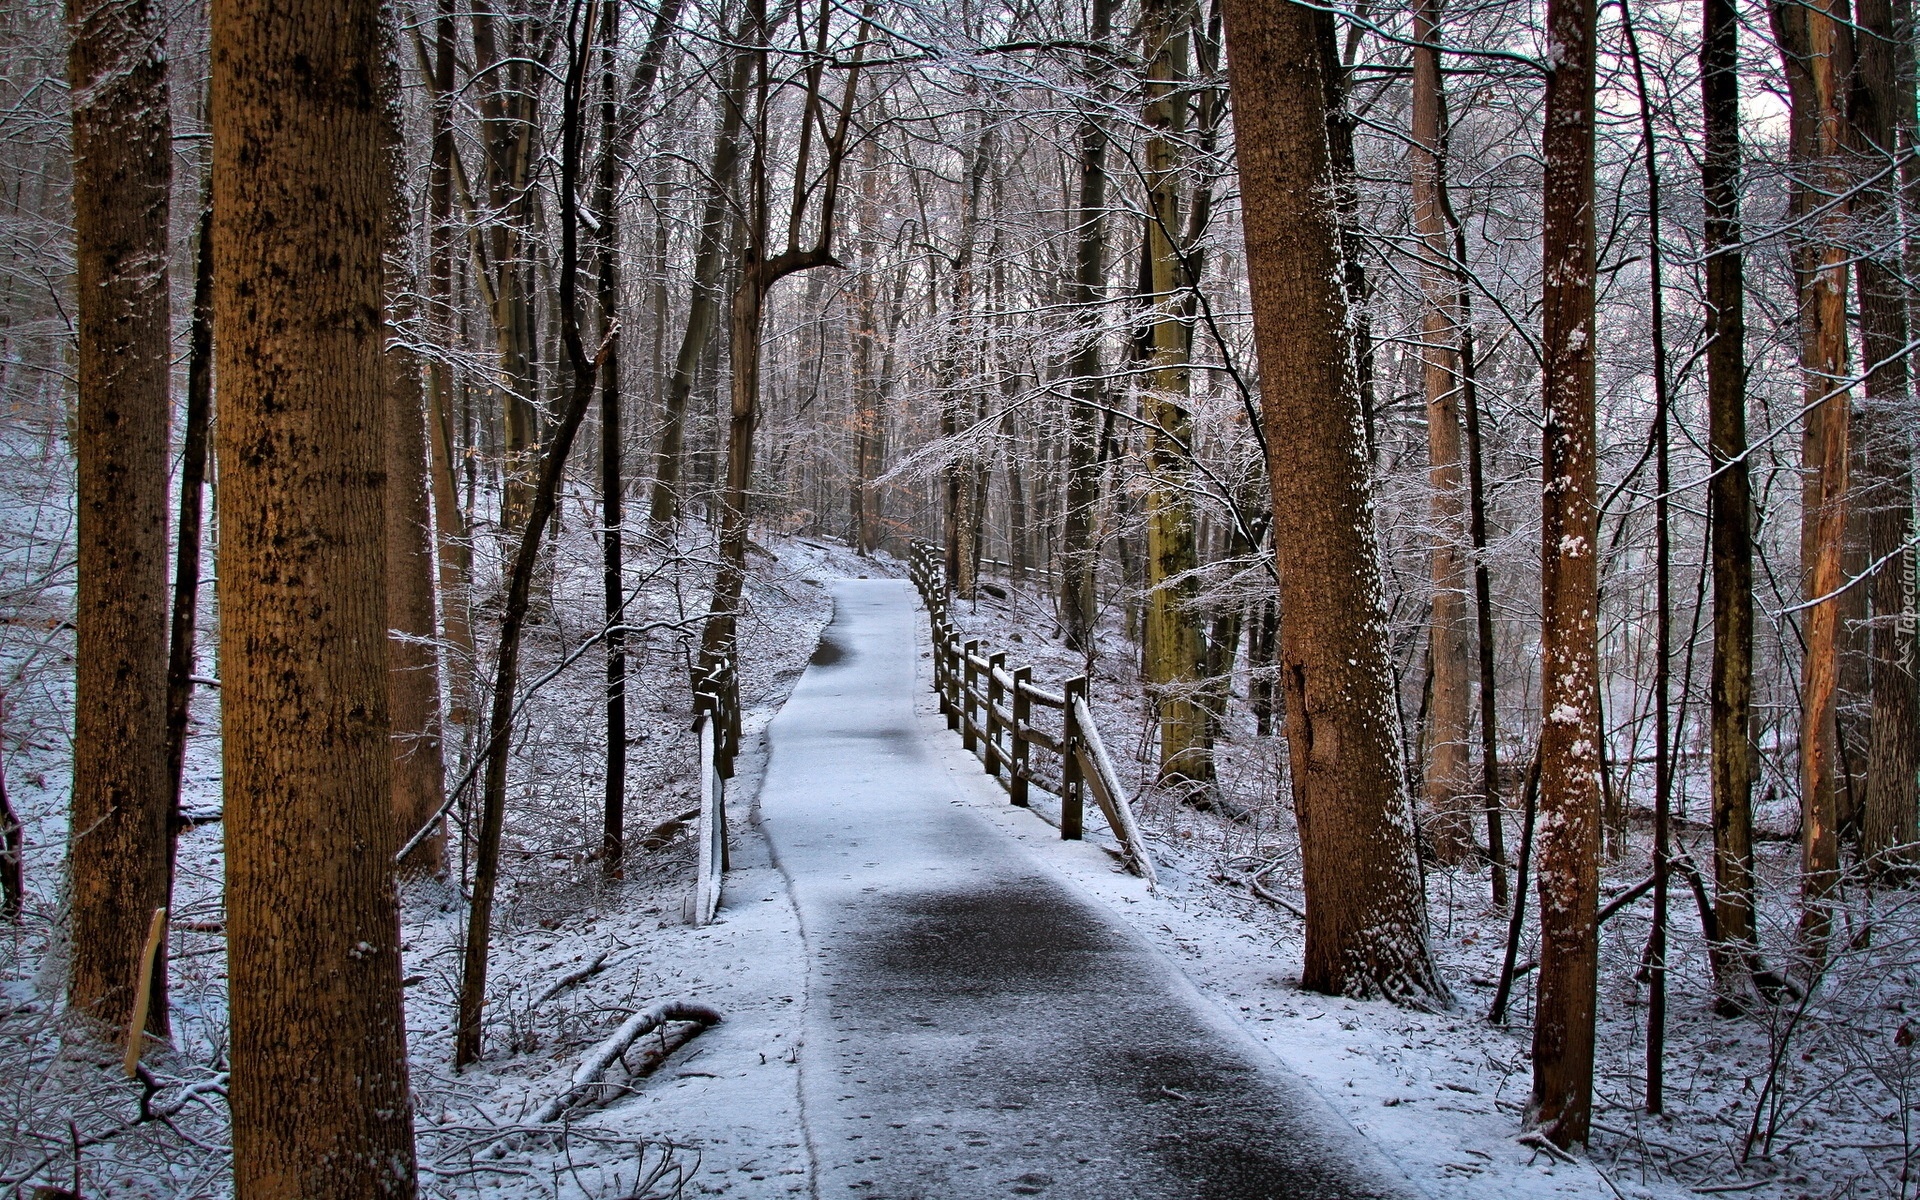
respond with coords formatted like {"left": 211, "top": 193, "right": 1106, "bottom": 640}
{"left": 532, "top": 999, "right": 722, "bottom": 1123}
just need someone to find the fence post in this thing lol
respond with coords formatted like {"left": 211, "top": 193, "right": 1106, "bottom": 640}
{"left": 1011, "top": 666, "right": 1031, "bottom": 807}
{"left": 1061, "top": 676, "right": 1087, "bottom": 840}
{"left": 961, "top": 640, "right": 980, "bottom": 753}
{"left": 940, "top": 621, "right": 960, "bottom": 730}
{"left": 931, "top": 614, "right": 947, "bottom": 708}
{"left": 985, "top": 651, "right": 1006, "bottom": 776}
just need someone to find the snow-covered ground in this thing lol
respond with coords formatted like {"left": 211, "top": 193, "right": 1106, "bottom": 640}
{"left": 933, "top": 574, "right": 1920, "bottom": 1200}
{"left": 2, "top": 411, "right": 1914, "bottom": 1200}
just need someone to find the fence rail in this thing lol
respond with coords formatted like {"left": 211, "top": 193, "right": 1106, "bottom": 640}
{"left": 908, "top": 541, "right": 1155, "bottom": 884}
{"left": 690, "top": 648, "right": 739, "bottom": 926}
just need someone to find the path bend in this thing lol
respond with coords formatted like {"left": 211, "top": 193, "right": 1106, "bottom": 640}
{"left": 755, "top": 578, "right": 1418, "bottom": 1200}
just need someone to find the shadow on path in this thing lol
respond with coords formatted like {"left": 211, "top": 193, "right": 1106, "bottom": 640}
{"left": 756, "top": 580, "right": 1416, "bottom": 1200}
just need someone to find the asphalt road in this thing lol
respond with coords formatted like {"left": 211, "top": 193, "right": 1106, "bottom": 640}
{"left": 755, "top": 579, "right": 1420, "bottom": 1200}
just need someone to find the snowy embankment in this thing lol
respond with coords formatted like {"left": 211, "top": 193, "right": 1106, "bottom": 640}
{"left": 931, "top": 573, "right": 1918, "bottom": 1200}
{"left": 0, "top": 497, "right": 891, "bottom": 1197}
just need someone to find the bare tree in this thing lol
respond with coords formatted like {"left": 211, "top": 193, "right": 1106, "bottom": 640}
{"left": 1771, "top": 0, "right": 1855, "bottom": 972}
{"left": 212, "top": 0, "right": 419, "bottom": 1185}
{"left": 1703, "top": 0, "right": 1761, "bottom": 1003}
{"left": 1530, "top": 0, "right": 1603, "bottom": 1146}
{"left": 1220, "top": 0, "right": 1448, "bottom": 1007}
{"left": 1410, "top": 0, "right": 1475, "bottom": 864}
{"left": 65, "top": 0, "right": 173, "bottom": 1041}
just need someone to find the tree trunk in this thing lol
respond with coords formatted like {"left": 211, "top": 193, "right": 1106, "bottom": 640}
{"left": 648, "top": 10, "right": 747, "bottom": 529}
{"left": 1772, "top": 0, "right": 1854, "bottom": 971}
{"left": 457, "top": 5, "right": 608, "bottom": 1064}
{"left": 598, "top": 0, "right": 627, "bottom": 879}
{"left": 941, "top": 122, "right": 995, "bottom": 601}
{"left": 212, "top": 0, "right": 418, "bottom": 1186}
{"left": 66, "top": 0, "right": 173, "bottom": 1042}
{"left": 161, "top": 204, "right": 214, "bottom": 1019}
{"left": 1140, "top": 0, "right": 1211, "bottom": 788}
{"left": 384, "top": 63, "right": 448, "bottom": 877}
{"left": 1852, "top": 0, "right": 1920, "bottom": 878}
{"left": 1452, "top": 216, "right": 1508, "bottom": 906}
{"left": 1531, "top": 0, "right": 1603, "bottom": 1147}
{"left": 1058, "top": 0, "right": 1115, "bottom": 652}
{"left": 472, "top": 6, "right": 540, "bottom": 533}
{"left": 427, "top": 0, "right": 475, "bottom": 730}
{"left": 702, "top": 0, "right": 869, "bottom": 662}
{"left": 1704, "top": 0, "right": 1761, "bottom": 1000}
{"left": 1220, "top": 0, "right": 1448, "bottom": 1007}
{"left": 851, "top": 111, "right": 883, "bottom": 553}
{"left": 1411, "top": 0, "right": 1476, "bottom": 864}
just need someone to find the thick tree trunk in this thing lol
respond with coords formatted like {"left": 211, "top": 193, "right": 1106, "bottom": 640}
{"left": 212, "top": 0, "right": 418, "bottom": 1187}
{"left": 1853, "top": 0, "right": 1920, "bottom": 878}
{"left": 1220, "top": 0, "right": 1448, "bottom": 1007}
{"left": 1411, "top": 0, "right": 1475, "bottom": 864}
{"left": 1141, "top": 0, "right": 1211, "bottom": 787}
{"left": 1704, "top": 0, "right": 1761, "bottom": 999}
{"left": 1531, "top": 0, "right": 1603, "bottom": 1147}
{"left": 1772, "top": 0, "right": 1854, "bottom": 969}
{"left": 66, "top": 0, "right": 173, "bottom": 1041}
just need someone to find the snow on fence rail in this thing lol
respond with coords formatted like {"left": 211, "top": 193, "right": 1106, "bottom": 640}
{"left": 907, "top": 541, "right": 1156, "bottom": 884}
{"left": 689, "top": 648, "right": 739, "bottom": 926}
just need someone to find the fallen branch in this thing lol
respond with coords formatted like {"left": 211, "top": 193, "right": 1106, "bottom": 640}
{"left": 1596, "top": 874, "right": 1655, "bottom": 925}
{"left": 1518, "top": 1130, "right": 1577, "bottom": 1164}
{"left": 532, "top": 1000, "right": 722, "bottom": 1124}
{"left": 535, "top": 951, "right": 609, "bottom": 1005}
{"left": 636, "top": 807, "right": 701, "bottom": 852}
{"left": 1217, "top": 870, "right": 1307, "bottom": 919}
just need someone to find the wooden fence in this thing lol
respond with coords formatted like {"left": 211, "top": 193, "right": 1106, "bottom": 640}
{"left": 907, "top": 541, "right": 1156, "bottom": 884}
{"left": 690, "top": 648, "right": 739, "bottom": 926}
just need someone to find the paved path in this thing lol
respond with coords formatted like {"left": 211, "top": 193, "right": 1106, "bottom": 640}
{"left": 755, "top": 579, "right": 1419, "bottom": 1200}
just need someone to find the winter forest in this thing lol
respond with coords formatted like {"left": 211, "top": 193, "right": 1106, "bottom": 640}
{"left": 2, "top": 0, "right": 1919, "bottom": 1194}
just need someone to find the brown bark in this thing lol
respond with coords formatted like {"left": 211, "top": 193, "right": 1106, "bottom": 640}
{"left": 66, "top": 0, "right": 173, "bottom": 1041}
{"left": 384, "top": 57, "right": 448, "bottom": 876}
{"left": 1220, "top": 0, "right": 1448, "bottom": 1007}
{"left": 1771, "top": 0, "right": 1854, "bottom": 969}
{"left": 1531, "top": 0, "right": 1602, "bottom": 1146}
{"left": 1704, "top": 0, "right": 1761, "bottom": 996}
{"left": 1853, "top": 0, "right": 1920, "bottom": 877}
{"left": 1141, "top": 0, "right": 1211, "bottom": 787}
{"left": 211, "top": 0, "right": 418, "bottom": 1186}
{"left": 1058, "top": 0, "right": 1116, "bottom": 651}
{"left": 1411, "top": 0, "right": 1475, "bottom": 864}
{"left": 426, "top": 0, "right": 475, "bottom": 730}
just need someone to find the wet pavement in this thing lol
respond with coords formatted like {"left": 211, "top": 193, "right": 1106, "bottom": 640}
{"left": 754, "top": 579, "right": 1419, "bottom": 1200}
